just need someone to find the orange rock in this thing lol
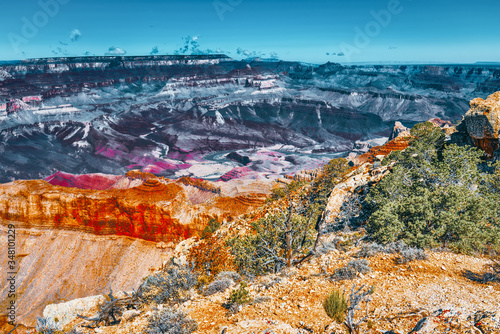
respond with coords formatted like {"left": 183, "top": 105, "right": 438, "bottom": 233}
{"left": 354, "top": 135, "right": 411, "bottom": 165}
{"left": 0, "top": 175, "right": 265, "bottom": 243}
{"left": 453, "top": 91, "right": 500, "bottom": 158}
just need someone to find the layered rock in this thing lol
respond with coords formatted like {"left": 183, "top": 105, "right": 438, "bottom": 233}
{"left": 0, "top": 173, "right": 267, "bottom": 243}
{"left": 0, "top": 171, "right": 269, "bottom": 330}
{"left": 452, "top": 91, "right": 500, "bottom": 158}
{"left": 353, "top": 124, "right": 411, "bottom": 165}
{"left": 1, "top": 58, "right": 499, "bottom": 183}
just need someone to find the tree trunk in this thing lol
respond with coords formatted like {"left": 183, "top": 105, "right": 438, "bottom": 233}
{"left": 285, "top": 204, "right": 293, "bottom": 267}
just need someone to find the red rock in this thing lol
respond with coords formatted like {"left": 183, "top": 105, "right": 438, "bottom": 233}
{"left": 45, "top": 171, "right": 122, "bottom": 190}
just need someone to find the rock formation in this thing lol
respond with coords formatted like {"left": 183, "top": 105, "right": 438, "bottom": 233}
{"left": 0, "top": 173, "right": 267, "bottom": 243}
{"left": 388, "top": 121, "right": 410, "bottom": 141}
{"left": 353, "top": 123, "right": 411, "bottom": 165}
{"left": 452, "top": 91, "right": 500, "bottom": 158}
{"left": 1, "top": 57, "right": 499, "bottom": 182}
{"left": 0, "top": 226, "right": 167, "bottom": 331}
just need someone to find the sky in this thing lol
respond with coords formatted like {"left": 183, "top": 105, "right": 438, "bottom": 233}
{"left": 1, "top": 0, "right": 499, "bottom": 64}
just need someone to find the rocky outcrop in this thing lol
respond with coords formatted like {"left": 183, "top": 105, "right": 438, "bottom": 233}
{"left": 0, "top": 172, "right": 268, "bottom": 331}
{"left": 388, "top": 121, "right": 410, "bottom": 141}
{"left": 43, "top": 295, "right": 106, "bottom": 329}
{"left": 452, "top": 91, "right": 500, "bottom": 158}
{"left": 353, "top": 130, "right": 411, "bottom": 165}
{"left": 325, "top": 163, "right": 392, "bottom": 224}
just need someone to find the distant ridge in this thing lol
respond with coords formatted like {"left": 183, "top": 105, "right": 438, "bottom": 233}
{"left": 19, "top": 54, "right": 232, "bottom": 65}
{"left": 475, "top": 61, "right": 500, "bottom": 65}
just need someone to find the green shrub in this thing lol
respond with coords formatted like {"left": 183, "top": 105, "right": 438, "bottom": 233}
{"left": 228, "top": 282, "right": 251, "bottom": 305}
{"left": 229, "top": 210, "right": 316, "bottom": 276}
{"left": 138, "top": 262, "right": 197, "bottom": 305}
{"left": 366, "top": 122, "right": 500, "bottom": 254}
{"left": 308, "top": 158, "right": 350, "bottom": 212}
{"left": 201, "top": 218, "right": 221, "bottom": 239}
{"left": 143, "top": 307, "right": 198, "bottom": 334}
{"left": 268, "top": 180, "right": 308, "bottom": 202}
{"left": 323, "top": 289, "right": 347, "bottom": 323}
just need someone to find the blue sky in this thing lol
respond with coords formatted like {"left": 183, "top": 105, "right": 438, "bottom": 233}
{"left": 1, "top": 0, "right": 499, "bottom": 63}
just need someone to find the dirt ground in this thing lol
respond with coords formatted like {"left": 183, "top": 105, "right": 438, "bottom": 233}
{"left": 80, "top": 245, "right": 499, "bottom": 334}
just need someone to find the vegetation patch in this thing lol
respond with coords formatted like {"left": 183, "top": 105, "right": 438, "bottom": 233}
{"left": 366, "top": 122, "right": 500, "bottom": 254}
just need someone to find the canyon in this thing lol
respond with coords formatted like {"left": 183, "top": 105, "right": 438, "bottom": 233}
{"left": 0, "top": 56, "right": 499, "bottom": 182}
{"left": 1, "top": 55, "right": 500, "bottom": 331}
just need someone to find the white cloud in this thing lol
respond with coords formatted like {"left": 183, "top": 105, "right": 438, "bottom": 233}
{"left": 69, "top": 29, "right": 82, "bottom": 42}
{"left": 236, "top": 47, "right": 264, "bottom": 58}
{"left": 105, "top": 46, "right": 127, "bottom": 56}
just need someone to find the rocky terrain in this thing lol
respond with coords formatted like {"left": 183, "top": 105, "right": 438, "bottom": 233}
{"left": 50, "top": 244, "right": 498, "bottom": 334}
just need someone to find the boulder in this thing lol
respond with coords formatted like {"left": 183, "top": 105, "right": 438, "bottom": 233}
{"left": 122, "top": 309, "right": 142, "bottom": 322}
{"left": 388, "top": 121, "right": 410, "bottom": 141}
{"left": 43, "top": 295, "right": 105, "bottom": 329}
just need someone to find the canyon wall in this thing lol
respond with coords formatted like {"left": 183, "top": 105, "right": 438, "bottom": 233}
{"left": 0, "top": 226, "right": 168, "bottom": 330}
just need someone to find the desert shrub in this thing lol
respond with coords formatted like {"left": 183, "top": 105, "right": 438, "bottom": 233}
{"left": 356, "top": 241, "right": 427, "bottom": 264}
{"left": 215, "top": 271, "right": 241, "bottom": 282}
{"left": 138, "top": 262, "right": 197, "bottom": 305}
{"left": 332, "top": 266, "right": 357, "bottom": 281}
{"left": 356, "top": 242, "right": 386, "bottom": 258}
{"left": 223, "top": 281, "right": 252, "bottom": 315}
{"left": 367, "top": 122, "right": 500, "bottom": 254}
{"left": 229, "top": 209, "right": 316, "bottom": 276}
{"left": 203, "top": 277, "right": 234, "bottom": 296}
{"left": 395, "top": 247, "right": 428, "bottom": 264}
{"left": 347, "top": 259, "right": 371, "bottom": 273}
{"left": 383, "top": 240, "right": 408, "bottom": 254}
{"left": 307, "top": 158, "right": 350, "bottom": 216}
{"left": 268, "top": 179, "right": 308, "bottom": 202}
{"left": 332, "top": 260, "right": 371, "bottom": 281}
{"left": 323, "top": 289, "right": 347, "bottom": 323}
{"left": 258, "top": 276, "right": 282, "bottom": 290}
{"left": 32, "top": 317, "right": 61, "bottom": 334}
{"left": 201, "top": 218, "right": 221, "bottom": 239}
{"left": 228, "top": 282, "right": 251, "bottom": 305}
{"left": 188, "top": 234, "right": 234, "bottom": 280}
{"left": 143, "top": 307, "right": 198, "bottom": 334}
{"left": 316, "top": 240, "right": 338, "bottom": 256}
